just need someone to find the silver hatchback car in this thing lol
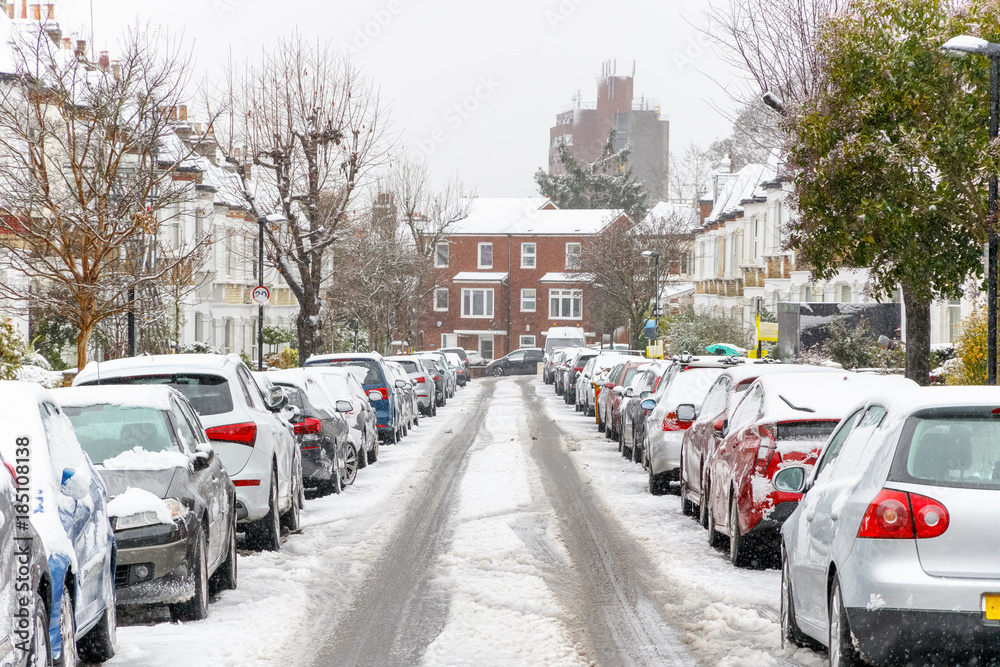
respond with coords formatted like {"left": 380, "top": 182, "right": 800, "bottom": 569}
{"left": 777, "top": 386, "right": 1000, "bottom": 666}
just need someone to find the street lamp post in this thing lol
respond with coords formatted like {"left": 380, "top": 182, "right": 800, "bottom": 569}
{"left": 257, "top": 213, "right": 287, "bottom": 371}
{"left": 942, "top": 35, "right": 1000, "bottom": 385}
{"left": 642, "top": 250, "right": 661, "bottom": 340}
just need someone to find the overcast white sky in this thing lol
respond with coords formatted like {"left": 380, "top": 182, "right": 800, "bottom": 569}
{"left": 58, "top": 0, "right": 740, "bottom": 197}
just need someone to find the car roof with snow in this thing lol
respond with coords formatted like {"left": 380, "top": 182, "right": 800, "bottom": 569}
{"left": 841, "top": 384, "right": 1000, "bottom": 418}
{"left": 53, "top": 384, "right": 180, "bottom": 411}
{"left": 717, "top": 363, "right": 845, "bottom": 389}
{"left": 306, "top": 352, "right": 385, "bottom": 364}
{"left": 74, "top": 353, "right": 242, "bottom": 384}
{"left": 745, "top": 372, "right": 918, "bottom": 423}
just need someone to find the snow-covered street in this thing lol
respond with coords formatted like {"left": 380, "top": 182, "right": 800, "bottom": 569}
{"left": 101, "top": 376, "right": 829, "bottom": 667}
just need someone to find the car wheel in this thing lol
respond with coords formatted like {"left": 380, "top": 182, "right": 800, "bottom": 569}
{"left": 707, "top": 488, "right": 724, "bottom": 548}
{"left": 341, "top": 442, "right": 358, "bottom": 487}
{"left": 78, "top": 581, "right": 116, "bottom": 663}
{"left": 621, "top": 429, "right": 632, "bottom": 460}
{"left": 698, "top": 488, "right": 709, "bottom": 528}
{"left": 617, "top": 425, "right": 624, "bottom": 453}
{"left": 631, "top": 435, "right": 643, "bottom": 464}
{"left": 367, "top": 432, "right": 379, "bottom": 464}
{"left": 401, "top": 422, "right": 408, "bottom": 438}
{"left": 431, "top": 401, "right": 438, "bottom": 417}
{"left": 280, "top": 477, "right": 301, "bottom": 532}
{"left": 729, "top": 494, "right": 751, "bottom": 567}
{"left": 247, "top": 470, "right": 281, "bottom": 551}
{"left": 57, "top": 584, "right": 78, "bottom": 667}
{"left": 829, "top": 576, "right": 863, "bottom": 667}
{"left": 680, "top": 479, "right": 695, "bottom": 516}
{"left": 387, "top": 426, "right": 398, "bottom": 445}
{"left": 648, "top": 466, "right": 669, "bottom": 496}
{"left": 781, "top": 545, "right": 811, "bottom": 649}
{"left": 211, "top": 511, "right": 239, "bottom": 593}
{"left": 598, "top": 411, "right": 605, "bottom": 433}
{"left": 25, "top": 588, "right": 49, "bottom": 667}
{"left": 170, "top": 528, "right": 209, "bottom": 622}
{"left": 491, "top": 366, "right": 505, "bottom": 377}
{"left": 413, "top": 411, "right": 420, "bottom": 427}
{"left": 358, "top": 436, "right": 369, "bottom": 470}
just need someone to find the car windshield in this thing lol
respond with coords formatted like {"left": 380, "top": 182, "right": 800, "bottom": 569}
{"left": 83, "top": 374, "right": 234, "bottom": 416}
{"left": 546, "top": 337, "right": 586, "bottom": 353}
{"left": 310, "top": 359, "right": 382, "bottom": 385}
{"left": 396, "top": 360, "right": 420, "bottom": 373}
{"left": 63, "top": 404, "right": 178, "bottom": 464}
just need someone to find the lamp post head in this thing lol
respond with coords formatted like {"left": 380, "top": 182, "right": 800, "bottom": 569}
{"left": 941, "top": 35, "right": 1000, "bottom": 57}
{"left": 259, "top": 213, "right": 288, "bottom": 224}
{"left": 641, "top": 250, "right": 660, "bottom": 259}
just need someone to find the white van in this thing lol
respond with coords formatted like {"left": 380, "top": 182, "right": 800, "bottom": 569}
{"left": 542, "top": 327, "right": 587, "bottom": 383}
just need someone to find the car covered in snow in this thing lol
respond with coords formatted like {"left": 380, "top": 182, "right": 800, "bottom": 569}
{"left": 305, "top": 353, "right": 408, "bottom": 444}
{"left": 56, "top": 385, "right": 238, "bottom": 621}
{"left": 308, "top": 367, "right": 380, "bottom": 464}
{"left": 268, "top": 369, "right": 355, "bottom": 495}
{"left": 0, "top": 382, "right": 117, "bottom": 666}
{"left": 384, "top": 360, "right": 418, "bottom": 435}
{"left": 778, "top": 386, "right": 1000, "bottom": 665}
{"left": 73, "top": 354, "right": 302, "bottom": 553}
{"left": 386, "top": 356, "right": 437, "bottom": 418}
{"left": 0, "top": 450, "right": 52, "bottom": 666}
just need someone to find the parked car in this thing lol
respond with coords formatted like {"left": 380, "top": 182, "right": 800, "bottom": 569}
{"left": 415, "top": 351, "right": 456, "bottom": 399}
{"left": 57, "top": 385, "right": 238, "bottom": 621}
{"left": 542, "top": 326, "right": 586, "bottom": 357}
{"left": 639, "top": 357, "right": 735, "bottom": 494}
{"left": 551, "top": 348, "right": 578, "bottom": 395}
{"left": 384, "top": 360, "right": 418, "bottom": 436}
{"left": 466, "top": 351, "right": 486, "bottom": 367}
{"left": 0, "top": 452, "right": 52, "bottom": 666}
{"left": 562, "top": 349, "right": 598, "bottom": 405}
{"left": 73, "top": 353, "right": 301, "bottom": 552}
{"left": 578, "top": 353, "right": 631, "bottom": 417}
{"left": 484, "top": 347, "right": 544, "bottom": 377}
{"left": 305, "top": 353, "right": 407, "bottom": 445}
{"left": 387, "top": 356, "right": 437, "bottom": 417}
{"left": 679, "top": 364, "right": 845, "bottom": 524}
{"left": 439, "top": 347, "right": 471, "bottom": 381}
{"left": 0, "top": 382, "right": 117, "bottom": 666}
{"left": 618, "top": 362, "right": 670, "bottom": 457}
{"left": 704, "top": 372, "right": 916, "bottom": 566}
{"left": 309, "top": 367, "right": 380, "bottom": 464}
{"left": 601, "top": 359, "right": 652, "bottom": 440}
{"left": 268, "top": 369, "right": 356, "bottom": 494}
{"left": 416, "top": 355, "right": 447, "bottom": 409}
{"left": 777, "top": 385, "right": 1000, "bottom": 665}
{"left": 442, "top": 351, "right": 468, "bottom": 387}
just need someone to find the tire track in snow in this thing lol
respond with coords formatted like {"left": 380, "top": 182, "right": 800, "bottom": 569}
{"left": 308, "top": 381, "right": 497, "bottom": 667}
{"left": 524, "top": 379, "right": 695, "bottom": 667}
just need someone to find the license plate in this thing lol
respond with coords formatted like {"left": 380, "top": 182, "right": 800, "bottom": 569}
{"left": 985, "top": 594, "right": 1000, "bottom": 620}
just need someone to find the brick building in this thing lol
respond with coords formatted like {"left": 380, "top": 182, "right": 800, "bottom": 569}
{"left": 418, "top": 198, "right": 629, "bottom": 359}
{"left": 548, "top": 61, "right": 669, "bottom": 202}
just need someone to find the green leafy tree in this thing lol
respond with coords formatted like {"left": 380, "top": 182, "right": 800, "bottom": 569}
{"left": 787, "top": 0, "right": 1000, "bottom": 385}
{"left": 535, "top": 130, "right": 649, "bottom": 220}
{"left": 0, "top": 319, "right": 28, "bottom": 380}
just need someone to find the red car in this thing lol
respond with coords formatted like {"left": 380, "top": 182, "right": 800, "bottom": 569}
{"left": 679, "top": 364, "right": 844, "bottom": 524}
{"left": 704, "top": 372, "right": 898, "bottom": 567}
{"left": 601, "top": 359, "right": 651, "bottom": 440}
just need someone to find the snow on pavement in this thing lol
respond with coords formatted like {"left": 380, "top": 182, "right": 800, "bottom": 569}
{"left": 535, "top": 380, "right": 825, "bottom": 667}
{"left": 421, "top": 380, "right": 589, "bottom": 666}
{"left": 105, "top": 382, "right": 488, "bottom": 667}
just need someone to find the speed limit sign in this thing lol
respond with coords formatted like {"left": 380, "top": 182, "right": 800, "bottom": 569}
{"left": 252, "top": 286, "right": 270, "bottom": 305}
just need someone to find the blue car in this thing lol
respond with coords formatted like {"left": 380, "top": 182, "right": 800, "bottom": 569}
{"left": 305, "top": 353, "right": 405, "bottom": 444}
{"left": 0, "top": 382, "right": 117, "bottom": 665}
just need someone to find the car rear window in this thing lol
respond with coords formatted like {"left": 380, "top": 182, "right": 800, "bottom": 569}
{"left": 397, "top": 360, "right": 420, "bottom": 373}
{"left": 309, "top": 359, "right": 382, "bottom": 385}
{"left": 83, "top": 374, "right": 234, "bottom": 416}
{"left": 891, "top": 411, "right": 1000, "bottom": 489}
{"left": 64, "top": 404, "right": 178, "bottom": 463}
{"left": 546, "top": 338, "right": 586, "bottom": 353}
{"left": 776, "top": 421, "right": 839, "bottom": 441}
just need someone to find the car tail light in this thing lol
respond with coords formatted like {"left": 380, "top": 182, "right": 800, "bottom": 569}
{"left": 755, "top": 424, "right": 776, "bottom": 471}
{"left": 3, "top": 461, "right": 17, "bottom": 488}
{"left": 294, "top": 417, "right": 322, "bottom": 436}
{"left": 433, "top": 375, "right": 439, "bottom": 381}
{"left": 574, "top": 366, "right": 584, "bottom": 372}
{"left": 414, "top": 376, "right": 426, "bottom": 384}
{"left": 233, "top": 479, "right": 261, "bottom": 487}
{"left": 662, "top": 412, "right": 693, "bottom": 431}
{"left": 370, "top": 387, "right": 389, "bottom": 401}
{"left": 205, "top": 422, "right": 257, "bottom": 446}
{"left": 858, "top": 489, "right": 950, "bottom": 539}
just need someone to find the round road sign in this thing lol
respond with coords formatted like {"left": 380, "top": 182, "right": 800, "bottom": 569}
{"left": 252, "top": 286, "right": 270, "bottom": 305}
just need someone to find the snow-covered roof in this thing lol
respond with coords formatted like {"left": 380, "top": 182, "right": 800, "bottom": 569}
{"left": 452, "top": 272, "right": 508, "bottom": 283}
{"left": 645, "top": 201, "right": 700, "bottom": 233}
{"left": 448, "top": 198, "right": 624, "bottom": 236}
{"left": 539, "top": 272, "right": 591, "bottom": 283}
{"left": 706, "top": 162, "right": 776, "bottom": 225}
{"left": 660, "top": 281, "right": 695, "bottom": 299}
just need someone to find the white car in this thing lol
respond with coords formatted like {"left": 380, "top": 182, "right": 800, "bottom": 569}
{"left": 305, "top": 367, "right": 380, "bottom": 466}
{"left": 73, "top": 354, "right": 302, "bottom": 552}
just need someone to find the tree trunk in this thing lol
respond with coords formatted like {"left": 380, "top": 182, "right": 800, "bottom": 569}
{"left": 76, "top": 320, "right": 95, "bottom": 372}
{"left": 902, "top": 286, "right": 930, "bottom": 386}
{"left": 295, "top": 300, "right": 321, "bottom": 367}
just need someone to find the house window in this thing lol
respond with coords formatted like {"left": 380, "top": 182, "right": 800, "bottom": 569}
{"left": 461, "top": 288, "right": 494, "bottom": 318}
{"left": 549, "top": 289, "right": 582, "bottom": 319}
{"left": 520, "top": 335, "right": 536, "bottom": 348}
{"left": 840, "top": 285, "right": 851, "bottom": 303}
{"left": 478, "top": 243, "right": 493, "bottom": 269}
{"left": 565, "top": 243, "right": 582, "bottom": 270}
{"left": 434, "top": 288, "right": 449, "bottom": 312}
{"left": 441, "top": 333, "right": 458, "bottom": 348}
{"left": 948, "top": 300, "right": 962, "bottom": 343}
{"left": 479, "top": 335, "right": 494, "bottom": 360}
{"left": 521, "top": 242, "right": 536, "bottom": 269}
{"left": 434, "top": 242, "right": 449, "bottom": 268}
{"left": 521, "top": 289, "right": 536, "bottom": 312}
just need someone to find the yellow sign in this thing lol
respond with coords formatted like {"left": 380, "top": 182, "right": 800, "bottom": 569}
{"left": 646, "top": 342, "right": 664, "bottom": 359}
{"left": 985, "top": 594, "right": 1000, "bottom": 620}
{"left": 758, "top": 322, "right": 778, "bottom": 343}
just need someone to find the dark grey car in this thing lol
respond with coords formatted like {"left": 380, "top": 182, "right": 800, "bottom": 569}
{"left": 56, "top": 385, "right": 238, "bottom": 622}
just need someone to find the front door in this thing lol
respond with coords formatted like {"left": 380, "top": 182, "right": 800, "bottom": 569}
{"left": 479, "top": 336, "right": 494, "bottom": 361}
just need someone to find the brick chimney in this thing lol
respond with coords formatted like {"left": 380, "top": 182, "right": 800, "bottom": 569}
{"left": 19, "top": 0, "right": 25, "bottom": 19}
{"left": 29, "top": 3, "right": 38, "bottom": 20}
{"left": 4, "top": 5, "right": 13, "bottom": 19}
{"left": 111, "top": 60, "right": 121, "bottom": 79}
{"left": 43, "top": 2, "right": 52, "bottom": 19}
{"left": 74, "top": 39, "right": 86, "bottom": 60}
{"left": 98, "top": 51, "right": 109, "bottom": 71}
{"left": 61, "top": 37, "right": 70, "bottom": 50}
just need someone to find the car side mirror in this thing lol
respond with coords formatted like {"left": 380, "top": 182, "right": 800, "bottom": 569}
{"left": 713, "top": 418, "right": 728, "bottom": 438}
{"left": 676, "top": 404, "right": 697, "bottom": 422}
{"left": 773, "top": 466, "right": 808, "bottom": 494}
{"left": 411, "top": 379, "right": 418, "bottom": 387}
{"left": 367, "top": 390, "right": 383, "bottom": 402}
{"left": 60, "top": 467, "right": 88, "bottom": 500}
{"left": 282, "top": 404, "right": 302, "bottom": 422}
{"left": 336, "top": 400, "right": 353, "bottom": 414}
{"left": 395, "top": 379, "right": 408, "bottom": 389}
{"left": 640, "top": 391, "right": 651, "bottom": 399}
{"left": 267, "top": 386, "right": 288, "bottom": 412}
{"left": 612, "top": 385, "right": 624, "bottom": 395}
{"left": 625, "top": 387, "right": 634, "bottom": 397}
{"left": 640, "top": 398, "right": 656, "bottom": 411}
{"left": 192, "top": 444, "right": 215, "bottom": 470}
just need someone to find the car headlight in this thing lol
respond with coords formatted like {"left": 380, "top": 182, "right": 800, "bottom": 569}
{"left": 114, "top": 498, "right": 189, "bottom": 530}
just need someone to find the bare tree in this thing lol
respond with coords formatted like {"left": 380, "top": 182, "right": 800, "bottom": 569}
{"left": 0, "top": 25, "right": 209, "bottom": 369}
{"left": 576, "top": 208, "right": 695, "bottom": 348}
{"left": 210, "top": 35, "right": 392, "bottom": 362}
